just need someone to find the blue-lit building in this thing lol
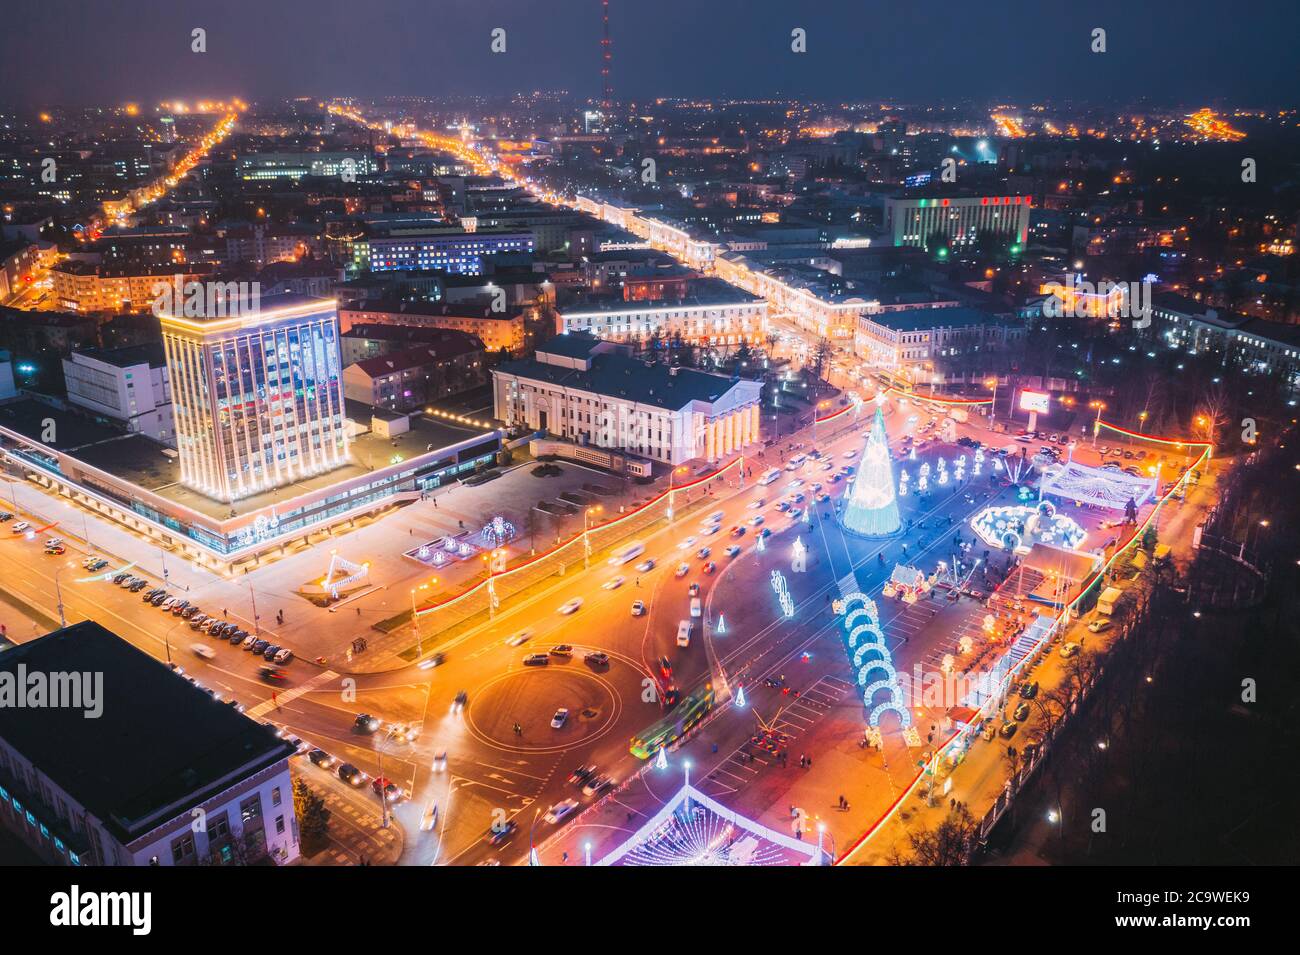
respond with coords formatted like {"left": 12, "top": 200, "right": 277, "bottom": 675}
{"left": 352, "top": 230, "right": 535, "bottom": 275}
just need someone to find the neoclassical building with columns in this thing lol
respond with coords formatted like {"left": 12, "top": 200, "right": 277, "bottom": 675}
{"left": 493, "top": 333, "right": 762, "bottom": 467}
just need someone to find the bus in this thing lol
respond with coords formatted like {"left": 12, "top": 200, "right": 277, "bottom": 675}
{"left": 629, "top": 681, "right": 716, "bottom": 759}
{"left": 758, "top": 468, "right": 782, "bottom": 486}
{"left": 608, "top": 541, "right": 646, "bottom": 566}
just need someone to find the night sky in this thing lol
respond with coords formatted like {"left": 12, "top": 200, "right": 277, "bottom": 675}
{"left": 3, "top": 0, "right": 1297, "bottom": 107}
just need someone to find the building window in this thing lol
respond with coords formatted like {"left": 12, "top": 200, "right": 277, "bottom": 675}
{"left": 271, "top": 787, "right": 282, "bottom": 807}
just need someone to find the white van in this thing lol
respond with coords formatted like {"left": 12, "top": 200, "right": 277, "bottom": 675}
{"left": 690, "top": 597, "right": 702, "bottom": 618}
{"left": 786, "top": 454, "right": 807, "bottom": 471}
{"left": 676, "top": 620, "right": 693, "bottom": 648}
{"left": 759, "top": 468, "right": 782, "bottom": 486}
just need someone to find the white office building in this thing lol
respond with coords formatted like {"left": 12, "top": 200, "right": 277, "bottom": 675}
{"left": 493, "top": 334, "right": 763, "bottom": 465}
{"left": 62, "top": 344, "right": 175, "bottom": 441}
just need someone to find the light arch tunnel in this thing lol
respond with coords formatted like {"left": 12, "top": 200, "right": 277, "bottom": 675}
{"left": 839, "top": 592, "right": 911, "bottom": 729}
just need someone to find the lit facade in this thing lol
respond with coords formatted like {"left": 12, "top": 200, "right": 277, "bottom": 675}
{"left": 885, "top": 194, "right": 1031, "bottom": 249}
{"left": 160, "top": 295, "right": 349, "bottom": 502}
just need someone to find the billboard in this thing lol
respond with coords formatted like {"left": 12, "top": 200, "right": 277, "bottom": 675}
{"left": 1019, "top": 390, "right": 1051, "bottom": 414}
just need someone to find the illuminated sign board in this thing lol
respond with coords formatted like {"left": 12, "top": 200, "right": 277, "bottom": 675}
{"left": 1019, "top": 391, "right": 1051, "bottom": 414}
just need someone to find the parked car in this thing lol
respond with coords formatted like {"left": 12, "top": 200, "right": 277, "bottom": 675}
{"left": 1087, "top": 619, "right": 1112, "bottom": 634}
{"left": 1059, "top": 642, "right": 1081, "bottom": 659}
{"left": 998, "top": 722, "right": 1018, "bottom": 739}
{"left": 1014, "top": 702, "right": 1031, "bottom": 721}
{"left": 251, "top": 639, "right": 270, "bottom": 655}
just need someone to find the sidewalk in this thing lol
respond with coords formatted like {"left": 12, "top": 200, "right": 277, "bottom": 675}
{"left": 295, "top": 773, "right": 405, "bottom": 866}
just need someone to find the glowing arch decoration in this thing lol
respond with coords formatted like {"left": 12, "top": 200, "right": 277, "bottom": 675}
{"left": 837, "top": 591, "right": 911, "bottom": 729}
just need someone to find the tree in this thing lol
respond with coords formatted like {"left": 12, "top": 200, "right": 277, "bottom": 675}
{"left": 294, "top": 778, "right": 331, "bottom": 855}
{"left": 904, "top": 803, "right": 978, "bottom": 865}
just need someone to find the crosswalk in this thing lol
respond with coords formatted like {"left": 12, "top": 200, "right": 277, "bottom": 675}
{"left": 246, "top": 669, "right": 339, "bottom": 718}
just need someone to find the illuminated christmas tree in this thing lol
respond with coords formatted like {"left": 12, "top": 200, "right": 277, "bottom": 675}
{"left": 840, "top": 406, "right": 901, "bottom": 538}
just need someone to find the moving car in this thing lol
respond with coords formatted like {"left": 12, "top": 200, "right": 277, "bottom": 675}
{"left": 544, "top": 799, "right": 579, "bottom": 824}
{"left": 634, "top": 558, "right": 656, "bottom": 573}
{"left": 725, "top": 545, "right": 741, "bottom": 558}
{"left": 420, "top": 800, "right": 439, "bottom": 832}
{"left": 602, "top": 575, "right": 625, "bottom": 590}
{"left": 450, "top": 690, "right": 468, "bottom": 714}
{"left": 748, "top": 514, "right": 764, "bottom": 526}
{"left": 631, "top": 599, "right": 647, "bottom": 616}
{"left": 582, "top": 774, "right": 615, "bottom": 797}
{"left": 486, "top": 820, "right": 518, "bottom": 847}
{"left": 432, "top": 750, "right": 447, "bottom": 772}
{"left": 584, "top": 651, "right": 609, "bottom": 668}
{"left": 696, "top": 546, "right": 711, "bottom": 560}
{"left": 506, "top": 629, "right": 532, "bottom": 647}
{"left": 523, "top": 653, "right": 550, "bottom": 667}
{"left": 568, "top": 764, "right": 596, "bottom": 785}
{"left": 417, "top": 651, "right": 445, "bottom": 669}
{"left": 550, "top": 707, "right": 569, "bottom": 729}
{"left": 676, "top": 620, "right": 692, "bottom": 648}
{"left": 190, "top": 643, "right": 216, "bottom": 660}
{"left": 260, "top": 666, "right": 286, "bottom": 683}
{"left": 675, "top": 562, "right": 690, "bottom": 578}
{"left": 659, "top": 655, "right": 673, "bottom": 679}
{"left": 702, "top": 561, "right": 717, "bottom": 575}
{"left": 11, "top": 521, "right": 30, "bottom": 533}
{"left": 549, "top": 645, "right": 573, "bottom": 657}
{"left": 353, "top": 713, "right": 381, "bottom": 733}
{"left": 371, "top": 777, "right": 403, "bottom": 803}
{"left": 557, "top": 598, "right": 583, "bottom": 615}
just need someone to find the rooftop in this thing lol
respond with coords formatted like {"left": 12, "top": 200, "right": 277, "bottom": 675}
{"left": 350, "top": 335, "right": 485, "bottom": 378}
{"left": 498, "top": 348, "right": 746, "bottom": 411}
{"left": 0, "top": 621, "right": 295, "bottom": 845}
{"left": 866, "top": 305, "right": 1017, "bottom": 332}
{"left": 70, "top": 342, "right": 166, "bottom": 370}
{"left": 0, "top": 395, "right": 494, "bottom": 522}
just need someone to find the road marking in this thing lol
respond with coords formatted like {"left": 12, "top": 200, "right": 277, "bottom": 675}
{"left": 246, "top": 669, "right": 338, "bottom": 717}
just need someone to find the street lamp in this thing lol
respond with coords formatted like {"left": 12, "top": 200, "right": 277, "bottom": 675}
{"left": 1089, "top": 400, "right": 1106, "bottom": 446}
{"left": 583, "top": 506, "right": 602, "bottom": 568}
{"left": 984, "top": 377, "right": 999, "bottom": 425}
{"left": 666, "top": 466, "right": 687, "bottom": 520}
{"left": 375, "top": 727, "right": 402, "bottom": 829}
{"left": 410, "top": 578, "right": 437, "bottom": 657}
{"left": 53, "top": 561, "right": 74, "bottom": 628}
{"left": 1137, "top": 410, "right": 1149, "bottom": 433}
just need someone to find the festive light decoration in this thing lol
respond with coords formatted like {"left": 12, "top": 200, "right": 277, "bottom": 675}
{"left": 321, "top": 552, "right": 369, "bottom": 599}
{"left": 838, "top": 591, "right": 911, "bottom": 728}
{"left": 599, "top": 779, "right": 821, "bottom": 866}
{"left": 716, "top": 614, "right": 727, "bottom": 635}
{"left": 840, "top": 407, "right": 902, "bottom": 538}
{"left": 480, "top": 515, "right": 518, "bottom": 548}
{"left": 1038, "top": 460, "right": 1158, "bottom": 510}
{"left": 735, "top": 683, "right": 747, "bottom": 708}
{"left": 655, "top": 746, "right": 668, "bottom": 770}
{"left": 970, "top": 504, "right": 1087, "bottom": 552}
{"left": 771, "top": 570, "right": 795, "bottom": 617}
{"left": 881, "top": 563, "right": 931, "bottom": 603}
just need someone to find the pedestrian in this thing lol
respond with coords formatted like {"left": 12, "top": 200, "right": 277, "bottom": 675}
{"left": 357, "top": 607, "right": 362, "bottom": 617}
{"left": 562, "top": 851, "right": 568, "bottom": 863}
